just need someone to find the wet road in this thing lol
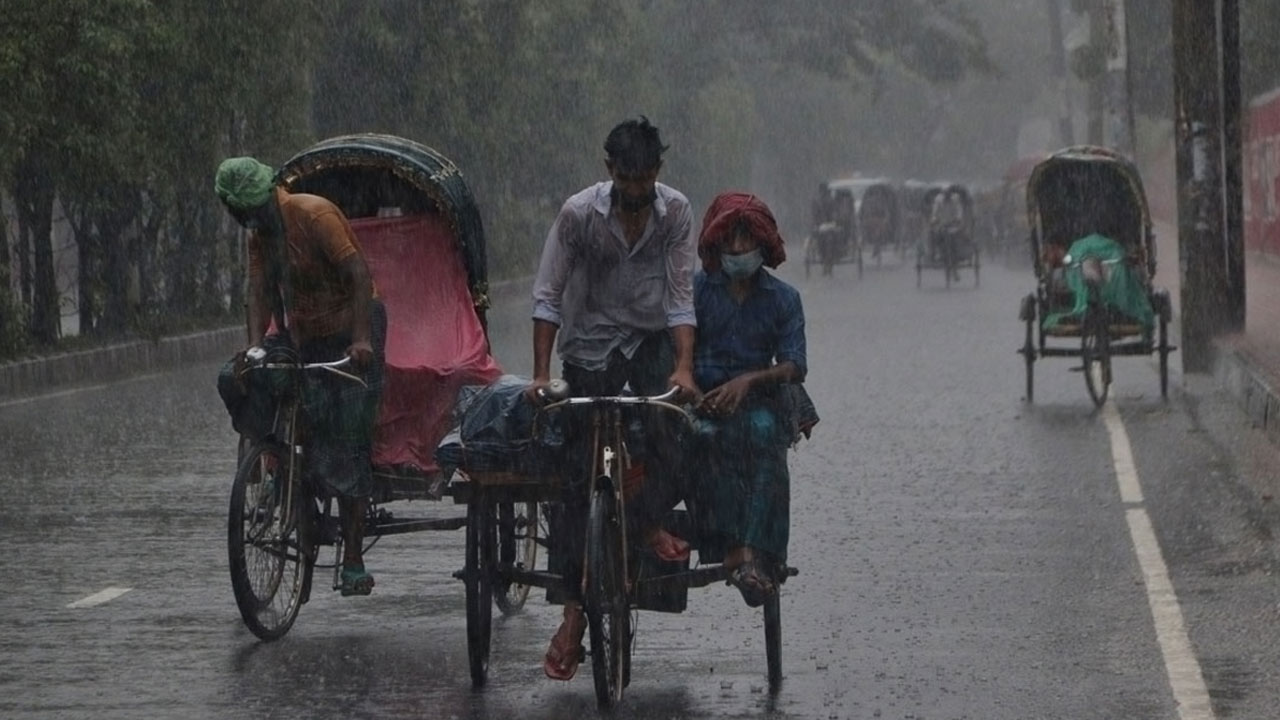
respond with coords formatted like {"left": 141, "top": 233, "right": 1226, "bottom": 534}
{"left": 5, "top": 253, "right": 1280, "bottom": 719}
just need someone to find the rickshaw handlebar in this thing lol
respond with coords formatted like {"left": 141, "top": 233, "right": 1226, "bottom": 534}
{"left": 239, "top": 353, "right": 367, "bottom": 387}
{"left": 537, "top": 384, "right": 693, "bottom": 425}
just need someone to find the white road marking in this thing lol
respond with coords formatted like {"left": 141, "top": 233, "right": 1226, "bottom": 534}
{"left": 67, "top": 587, "right": 132, "bottom": 609}
{"left": 1103, "top": 403, "right": 1143, "bottom": 503}
{"left": 1104, "top": 403, "right": 1215, "bottom": 720}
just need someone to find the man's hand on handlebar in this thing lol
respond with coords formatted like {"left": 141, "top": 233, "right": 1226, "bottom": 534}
{"left": 667, "top": 368, "right": 701, "bottom": 405}
{"left": 525, "top": 377, "right": 553, "bottom": 404}
{"left": 345, "top": 340, "right": 374, "bottom": 370}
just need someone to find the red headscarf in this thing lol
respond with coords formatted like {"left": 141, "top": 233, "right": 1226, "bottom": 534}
{"left": 697, "top": 191, "right": 786, "bottom": 273}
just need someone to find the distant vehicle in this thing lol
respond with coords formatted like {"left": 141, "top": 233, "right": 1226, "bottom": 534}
{"left": 916, "top": 182, "right": 979, "bottom": 289}
{"left": 1016, "top": 145, "right": 1176, "bottom": 406}
{"left": 803, "top": 180, "right": 859, "bottom": 279}
{"left": 835, "top": 177, "right": 902, "bottom": 266}
{"left": 803, "top": 176, "right": 906, "bottom": 278}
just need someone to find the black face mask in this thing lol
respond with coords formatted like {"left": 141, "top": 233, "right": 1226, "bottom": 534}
{"left": 612, "top": 185, "right": 656, "bottom": 213}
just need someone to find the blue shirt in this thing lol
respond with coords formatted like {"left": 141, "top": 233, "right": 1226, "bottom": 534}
{"left": 693, "top": 269, "right": 807, "bottom": 391}
{"left": 531, "top": 181, "right": 697, "bottom": 371}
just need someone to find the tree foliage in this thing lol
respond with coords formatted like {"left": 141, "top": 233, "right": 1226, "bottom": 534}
{"left": 0, "top": 0, "right": 992, "bottom": 360}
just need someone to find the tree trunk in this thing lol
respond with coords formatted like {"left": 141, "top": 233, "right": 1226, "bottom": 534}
{"left": 95, "top": 187, "right": 139, "bottom": 336}
{"left": 17, "top": 209, "right": 31, "bottom": 311}
{"left": 0, "top": 197, "right": 10, "bottom": 291}
{"left": 72, "top": 205, "right": 98, "bottom": 338}
{"left": 13, "top": 158, "right": 59, "bottom": 345}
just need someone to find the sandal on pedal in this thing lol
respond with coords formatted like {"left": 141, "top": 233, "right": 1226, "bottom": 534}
{"left": 340, "top": 566, "right": 375, "bottom": 597}
{"left": 544, "top": 617, "right": 586, "bottom": 681}
{"left": 728, "top": 559, "right": 775, "bottom": 608}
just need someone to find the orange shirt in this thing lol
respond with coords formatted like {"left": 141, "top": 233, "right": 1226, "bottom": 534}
{"left": 247, "top": 187, "right": 377, "bottom": 340}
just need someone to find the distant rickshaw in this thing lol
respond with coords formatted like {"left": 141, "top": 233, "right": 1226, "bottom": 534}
{"left": 916, "top": 182, "right": 979, "bottom": 288}
{"left": 838, "top": 177, "right": 901, "bottom": 266}
{"left": 1016, "top": 146, "right": 1175, "bottom": 406}
{"left": 803, "top": 181, "right": 859, "bottom": 279}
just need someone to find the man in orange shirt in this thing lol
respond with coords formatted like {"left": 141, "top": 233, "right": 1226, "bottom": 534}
{"left": 216, "top": 156, "right": 385, "bottom": 596}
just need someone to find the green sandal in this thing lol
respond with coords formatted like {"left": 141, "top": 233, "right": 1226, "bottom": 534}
{"left": 340, "top": 565, "right": 375, "bottom": 596}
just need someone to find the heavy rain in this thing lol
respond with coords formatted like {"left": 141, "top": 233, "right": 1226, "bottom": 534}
{"left": 3, "top": 1, "right": 1280, "bottom": 718}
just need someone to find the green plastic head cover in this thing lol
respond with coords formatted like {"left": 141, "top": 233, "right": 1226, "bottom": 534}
{"left": 214, "top": 157, "right": 276, "bottom": 210}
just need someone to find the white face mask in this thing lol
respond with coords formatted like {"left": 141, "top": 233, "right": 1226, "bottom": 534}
{"left": 721, "top": 249, "right": 764, "bottom": 279}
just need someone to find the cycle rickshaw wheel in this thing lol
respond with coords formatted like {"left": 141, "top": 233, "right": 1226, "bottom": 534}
{"left": 1082, "top": 313, "right": 1111, "bottom": 408}
{"left": 228, "top": 442, "right": 310, "bottom": 641}
{"left": 944, "top": 240, "right": 954, "bottom": 290}
{"left": 494, "top": 501, "right": 538, "bottom": 614}
{"left": 585, "top": 487, "right": 630, "bottom": 707}
{"left": 464, "top": 496, "right": 495, "bottom": 686}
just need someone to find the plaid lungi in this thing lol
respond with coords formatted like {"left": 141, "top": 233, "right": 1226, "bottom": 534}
{"left": 689, "top": 400, "right": 791, "bottom": 564}
{"left": 299, "top": 301, "right": 387, "bottom": 498}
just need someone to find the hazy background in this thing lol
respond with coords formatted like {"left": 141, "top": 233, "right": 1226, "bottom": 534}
{"left": 2, "top": 0, "right": 1278, "bottom": 354}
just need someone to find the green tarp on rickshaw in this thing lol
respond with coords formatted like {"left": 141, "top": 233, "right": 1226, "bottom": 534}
{"left": 1041, "top": 234, "right": 1155, "bottom": 334}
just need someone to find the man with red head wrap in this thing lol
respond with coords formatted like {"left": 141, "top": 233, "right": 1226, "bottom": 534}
{"left": 690, "top": 191, "right": 812, "bottom": 608}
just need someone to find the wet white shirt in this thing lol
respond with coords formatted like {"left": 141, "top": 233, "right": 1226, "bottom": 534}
{"left": 531, "top": 181, "right": 696, "bottom": 371}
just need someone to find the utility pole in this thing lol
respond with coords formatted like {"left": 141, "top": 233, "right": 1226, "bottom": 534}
{"left": 1086, "top": 0, "right": 1106, "bottom": 145}
{"left": 1172, "top": 0, "right": 1238, "bottom": 371}
{"left": 1100, "top": 0, "right": 1136, "bottom": 155}
{"left": 1047, "top": 0, "right": 1076, "bottom": 146}
{"left": 1220, "top": 0, "right": 1245, "bottom": 332}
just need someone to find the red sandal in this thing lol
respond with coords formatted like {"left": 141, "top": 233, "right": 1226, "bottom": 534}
{"left": 543, "top": 633, "right": 586, "bottom": 681}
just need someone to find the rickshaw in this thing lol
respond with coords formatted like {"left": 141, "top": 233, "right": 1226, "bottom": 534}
{"left": 803, "top": 180, "right": 860, "bottom": 278}
{"left": 1016, "top": 146, "right": 1175, "bottom": 407}
{"left": 843, "top": 177, "right": 902, "bottom": 266}
{"left": 226, "top": 134, "right": 520, "bottom": 641}
{"left": 916, "top": 182, "right": 980, "bottom": 288}
{"left": 225, "top": 133, "right": 796, "bottom": 710}
{"left": 442, "top": 380, "right": 799, "bottom": 707}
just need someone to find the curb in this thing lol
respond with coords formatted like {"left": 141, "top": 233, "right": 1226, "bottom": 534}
{"left": 0, "top": 274, "right": 535, "bottom": 402}
{"left": 1212, "top": 340, "right": 1280, "bottom": 446}
{"left": 0, "top": 327, "right": 245, "bottom": 402}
